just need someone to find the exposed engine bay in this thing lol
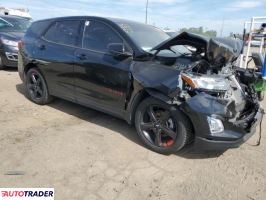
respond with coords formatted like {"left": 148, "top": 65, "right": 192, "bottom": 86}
{"left": 133, "top": 32, "right": 263, "bottom": 131}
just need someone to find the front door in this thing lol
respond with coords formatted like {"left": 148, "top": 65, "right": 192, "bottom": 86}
{"left": 74, "top": 20, "right": 132, "bottom": 116}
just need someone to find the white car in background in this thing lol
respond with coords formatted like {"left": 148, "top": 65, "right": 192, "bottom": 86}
{"left": 0, "top": 7, "right": 31, "bottom": 19}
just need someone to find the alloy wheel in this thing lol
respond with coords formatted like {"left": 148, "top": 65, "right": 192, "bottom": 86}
{"left": 140, "top": 105, "right": 177, "bottom": 148}
{"left": 27, "top": 72, "right": 44, "bottom": 100}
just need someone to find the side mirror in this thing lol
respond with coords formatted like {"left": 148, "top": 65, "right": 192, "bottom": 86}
{"left": 108, "top": 43, "right": 132, "bottom": 58}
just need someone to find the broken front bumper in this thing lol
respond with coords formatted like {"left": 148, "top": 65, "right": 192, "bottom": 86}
{"left": 194, "top": 108, "right": 263, "bottom": 150}
{"left": 180, "top": 93, "right": 264, "bottom": 150}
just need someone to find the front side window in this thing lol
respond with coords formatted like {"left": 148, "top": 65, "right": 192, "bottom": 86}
{"left": 82, "top": 21, "right": 123, "bottom": 52}
{"left": 44, "top": 20, "right": 81, "bottom": 46}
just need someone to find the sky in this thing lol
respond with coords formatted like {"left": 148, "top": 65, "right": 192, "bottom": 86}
{"left": 0, "top": 0, "right": 266, "bottom": 36}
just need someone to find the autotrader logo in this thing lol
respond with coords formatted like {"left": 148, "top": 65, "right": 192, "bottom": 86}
{"left": 0, "top": 188, "right": 54, "bottom": 200}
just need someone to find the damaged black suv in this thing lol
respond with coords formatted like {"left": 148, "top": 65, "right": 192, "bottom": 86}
{"left": 18, "top": 16, "right": 264, "bottom": 154}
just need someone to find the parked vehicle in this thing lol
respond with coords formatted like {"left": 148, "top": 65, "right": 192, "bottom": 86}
{"left": 0, "top": 7, "right": 32, "bottom": 19}
{"left": 0, "top": 15, "right": 31, "bottom": 70}
{"left": 18, "top": 16, "right": 264, "bottom": 154}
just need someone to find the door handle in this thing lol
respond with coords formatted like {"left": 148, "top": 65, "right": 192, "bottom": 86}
{"left": 76, "top": 54, "right": 87, "bottom": 61}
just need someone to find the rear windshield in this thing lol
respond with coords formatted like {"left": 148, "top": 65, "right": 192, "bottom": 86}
{"left": 0, "top": 17, "right": 31, "bottom": 32}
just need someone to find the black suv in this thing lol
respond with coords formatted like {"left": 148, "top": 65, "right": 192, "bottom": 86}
{"left": 18, "top": 16, "right": 263, "bottom": 154}
{"left": 0, "top": 15, "right": 31, "bottom": 70}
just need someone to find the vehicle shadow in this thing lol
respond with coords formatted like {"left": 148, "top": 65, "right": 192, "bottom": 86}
{"left": 16, "top": 83, "right": 224, "bottom": 159}
{"left": 1, "top": 67, "right": 18, "bottom": 72}
{"left": 176, "top": 145, "right": 225, "bottom": 159}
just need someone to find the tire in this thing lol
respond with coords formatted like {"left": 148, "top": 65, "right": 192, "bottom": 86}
{"left": 258, "top": 91, "right": 264, "bottom": 101}
{"left": 0, "top": 56, "right": 6, "bottom": 70}
{"left": 135, "top": 97, "right": 193, "bottom": 154}
{"left": 25, "top": 68, "right": 53, "bottom": 105}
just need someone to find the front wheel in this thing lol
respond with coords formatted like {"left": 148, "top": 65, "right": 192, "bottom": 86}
{"left": 135, "top": 97, "right": 193, "bottom": 154}
{"left": 25, "top": 68, "right": 53, "bottom": 105}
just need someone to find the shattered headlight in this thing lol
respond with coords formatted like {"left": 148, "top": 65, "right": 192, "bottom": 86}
{"left": 181, "top": 73, "right": 230, "bottom": 91}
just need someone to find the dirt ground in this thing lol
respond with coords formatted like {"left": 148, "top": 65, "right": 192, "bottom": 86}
{"left": 0, "top": 69, "right": 265, "bottom": 200}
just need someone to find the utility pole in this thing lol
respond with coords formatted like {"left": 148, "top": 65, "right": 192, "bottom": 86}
{"left": 220, "top": 17, "right": 225, "bottom": 37}
{"left": 145, "top": 0, "right": 149, "bottom": 24}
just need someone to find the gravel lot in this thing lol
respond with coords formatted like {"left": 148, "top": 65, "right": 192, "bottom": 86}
{"left": 0, "top": 69, "right": 265, "bottom": 200}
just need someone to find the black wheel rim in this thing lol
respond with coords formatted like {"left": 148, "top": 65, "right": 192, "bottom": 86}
{"left": 27, "top": 72, "right": 44, "bottom": 100}
{"left": 140, "top": 105, "right": 177, "bottom": 148}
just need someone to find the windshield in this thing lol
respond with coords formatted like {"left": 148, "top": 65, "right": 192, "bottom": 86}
{"left": 0, "top": 17, "right": 31, "bottom": 32}
{"left": 118, "top": 22, "right": 170, "bottom": 52}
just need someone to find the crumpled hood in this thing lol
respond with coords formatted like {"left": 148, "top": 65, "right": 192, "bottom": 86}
{"left": 152, "top": 32, "right": 210, "bottom": 52}
{"left": 207, "top": 37, "right": 243, "bottom": 66}
{"left": 0, "top": 32, "right": 25, "bottom": 42}
{"left": 152, "top": 32, "right": 243, "bottom": 65}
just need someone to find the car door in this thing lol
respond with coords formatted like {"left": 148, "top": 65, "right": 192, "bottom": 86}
{"left": 37, "top": 19, "right": 83, "bottom": 101}
{"left": 74, "top": 20, "right": 132, "bottom": 117}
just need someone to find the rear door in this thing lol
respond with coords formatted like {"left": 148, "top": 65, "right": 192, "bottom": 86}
{"left": 74, "top": 20, "right": 132, "bottom": 116}
{"left": 37, "top": 19, "right": 83, "bottom": 101}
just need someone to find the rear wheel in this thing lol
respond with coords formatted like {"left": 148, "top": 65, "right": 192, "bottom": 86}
{"left": 135, "top": 97, "right": 193, "bottom": 154}
{"left": 25, "top": 68, "right": 53, "bottom": 105}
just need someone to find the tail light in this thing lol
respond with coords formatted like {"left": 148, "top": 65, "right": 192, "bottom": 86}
{"left": 18, "top": 40, "right": 24, "bottom": 49}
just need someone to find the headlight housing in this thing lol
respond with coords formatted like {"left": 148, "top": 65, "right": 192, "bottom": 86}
{"left": 181, "top": 73, "right": 230, "bottom": 91}
{"left": 1, "top": 39, "right": 18, "bottom": 47}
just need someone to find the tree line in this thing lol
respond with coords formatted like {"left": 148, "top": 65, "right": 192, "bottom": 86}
{"left": 165, "top": 26, "right": 243, "bottom": 38}
{"left": 179, "top": 26, "right": 217, "bottom": 37}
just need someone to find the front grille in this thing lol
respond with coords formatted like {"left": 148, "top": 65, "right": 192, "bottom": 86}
{"left": 5, "top": 52, "right": 18, "bottom": 61}
{"left": 234, "top": 104, "right": 259, "bottom": 130}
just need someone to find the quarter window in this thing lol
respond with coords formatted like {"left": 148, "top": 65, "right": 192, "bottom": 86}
{"left": 82, "top": 21, "right": 123, "bottom": 52}
{"left": 44, "top": 20, "right": 81, "bottom": 46}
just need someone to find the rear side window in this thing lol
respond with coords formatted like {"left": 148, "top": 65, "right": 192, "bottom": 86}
{"left": 44, "top": 20, "right": 82, "bottom": 46}
{"left": 82, "top": 21, "right": 123, "bottom": 52}
{"left": 26, "top": 20, "right": 50, "bottom": 38}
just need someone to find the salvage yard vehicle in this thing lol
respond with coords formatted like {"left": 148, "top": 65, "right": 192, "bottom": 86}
{"left": 18, "top": 16, "right": 264, "bottom": 154}
{"left": 0, "top": 15, "right": 31, "bottom": 70}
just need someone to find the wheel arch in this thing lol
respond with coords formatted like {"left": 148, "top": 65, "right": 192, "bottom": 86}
{"left": 127, "top": 88, "right": 177, "bottom": 123}
{"left": 127, "top": 87, "right": 195, "bottom": 141}
{"left": 24, "top": 63, "right": 48, "bottom": 83}
{"left": 21, "top": 63, "right": 37, "bottom": 82}
{"left": 126, "top": 89, "right": 149, "bottom": 125}
{"left": 24, "top": 63, "right": 39, "bottom": 75}
{"left": 23, "top": 63, "right": 51, "bottom": 95}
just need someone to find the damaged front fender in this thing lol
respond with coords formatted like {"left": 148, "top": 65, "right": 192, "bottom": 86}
{"left": 130, "top": 61, "right": 180, "bottom": 97}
